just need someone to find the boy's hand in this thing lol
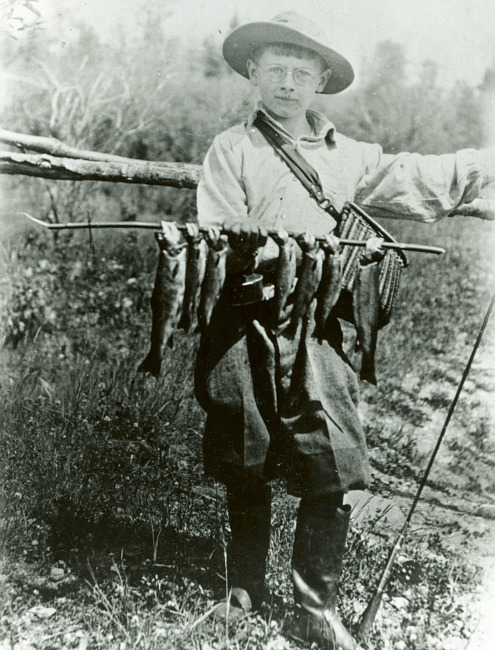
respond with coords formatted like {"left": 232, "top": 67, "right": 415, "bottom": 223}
{"left": 452, "top": 198, "right": 495, "bottom": 220}
{"left": 361, "top": 236, "right": 385, "bottom": 264}
{"left": 224, "top": 221, "right": 268, "bottom": 255}
{"left": 223, "top": 221, "right": 268, "bottom": 273}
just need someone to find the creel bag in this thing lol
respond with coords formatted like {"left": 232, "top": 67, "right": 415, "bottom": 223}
{"left": 332, "top": 201, "right": 408, "bottom": 329}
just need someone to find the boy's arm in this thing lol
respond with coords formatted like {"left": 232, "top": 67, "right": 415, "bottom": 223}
{"left": 355, "top": 144, "right": 495, "bottom": 223}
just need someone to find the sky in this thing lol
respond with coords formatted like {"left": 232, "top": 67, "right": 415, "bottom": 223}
{"left": 23, "top": 0, "right": 495, "bottom": 88}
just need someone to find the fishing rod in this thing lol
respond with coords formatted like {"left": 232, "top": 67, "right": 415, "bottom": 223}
{"left": 357, "top": 289, "right": 495, "bottom": 645}
{"left": 22, "top": 213, "right": 446, "bottom": 256}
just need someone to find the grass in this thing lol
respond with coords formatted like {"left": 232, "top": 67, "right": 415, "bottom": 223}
{"left": 0, "top": 212, "right": 494, "bottom": 648}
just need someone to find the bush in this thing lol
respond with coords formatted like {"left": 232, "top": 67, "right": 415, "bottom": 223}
{"left": 0, "top": 228, "right": 207, "bottom": 541}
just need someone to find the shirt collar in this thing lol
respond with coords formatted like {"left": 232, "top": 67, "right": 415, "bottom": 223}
{"left": 247, "top": 102, "right": 336, "bottom": 143}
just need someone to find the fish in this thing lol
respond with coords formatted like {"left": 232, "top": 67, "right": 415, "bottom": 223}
{"left": 178, "top": 223, "right": 207, "bottom": 333}
{"left": 197, "top": 226, "right": 228, "bottom": 331}
{"left": 314, "top": 234, "right": 343, "bottom": 341}
{"left": 138, "top": 221, "right": 187, "bottom": 377}
{"left": 288, "top": 232, "right": 323, "bottom": 338}
{"left": 353, "top": 257, "right": 381, "bottom": 385}
{"left": 271, "top": 227, "right": 297, "bottom": 325}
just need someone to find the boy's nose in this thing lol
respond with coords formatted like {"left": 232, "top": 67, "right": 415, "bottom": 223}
{"left": 280, "top": 72, "right": 297, "bottom": 90}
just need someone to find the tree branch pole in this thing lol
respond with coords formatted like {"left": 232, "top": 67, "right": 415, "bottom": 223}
{"left": 0, "top": 151, "right": 201, "bottom": 188}
{"left": 22, "top": 214, "right": 446, "bottom": 255}
{"left": 0, "top": 128, "right": 195, "bottom": 169}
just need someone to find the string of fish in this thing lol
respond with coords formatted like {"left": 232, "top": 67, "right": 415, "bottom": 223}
{"left": 138, "top": 221, "right": 383, "bottom": 382}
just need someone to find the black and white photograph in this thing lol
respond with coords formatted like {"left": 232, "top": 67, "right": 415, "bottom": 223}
{"left": 1, "top": 1, "right": 495, "bottom": 648}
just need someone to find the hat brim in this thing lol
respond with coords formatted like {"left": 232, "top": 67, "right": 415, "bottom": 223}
{"left": 223, "top": 22, "right": 354, "bottom": 94}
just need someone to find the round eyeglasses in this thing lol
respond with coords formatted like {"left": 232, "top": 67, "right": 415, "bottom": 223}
{"left": 255, "top": 63, "right": 327, "bottom": 86}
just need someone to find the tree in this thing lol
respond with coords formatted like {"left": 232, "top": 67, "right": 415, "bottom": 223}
{"left": 1, "top": 0, "right": 44, "bottom": 37}
{"left": 324, "top": 40, "right": 484, "bottom": 155}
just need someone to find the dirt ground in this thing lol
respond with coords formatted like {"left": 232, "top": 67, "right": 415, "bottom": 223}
{"left": 353, "top": 316, "right": 495, "bottom": 650}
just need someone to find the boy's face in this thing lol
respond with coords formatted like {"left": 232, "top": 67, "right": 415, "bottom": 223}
{"left": 247, "top": 47, "right": 330, "bottom": 123}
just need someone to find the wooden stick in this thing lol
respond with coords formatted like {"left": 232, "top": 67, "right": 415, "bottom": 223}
{"left": 342, "top": 241, "right": 445, "bottom": 255}
{"left": 0, "top": 128, "right": 189, "bottom": 169}
{"left": 0, "top": 151, "right": 201, "bottom": 188}
{"left": 22, "top": 214, "right": 446, "bottom": 255}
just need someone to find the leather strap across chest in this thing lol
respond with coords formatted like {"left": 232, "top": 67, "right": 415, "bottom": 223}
{"left": 253, "top": 113, "right": 342, "bottom": 222}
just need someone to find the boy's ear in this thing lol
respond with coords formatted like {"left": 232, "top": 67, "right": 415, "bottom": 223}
{"left": 317, "top": 68, "right": 332, "bottom": 93}
{"left": 246, "top": 59, "right": 259, "bottom": 86}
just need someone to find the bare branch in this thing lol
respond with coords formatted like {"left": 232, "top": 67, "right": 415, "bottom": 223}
{"left": 0, "top": 150, "right": 201, "bottom": 188}
{"left": 37, "top": 61, "right": 62, "bottom": 91}
{"left": 0, "top": 129, "right": 198, "bottom": 170}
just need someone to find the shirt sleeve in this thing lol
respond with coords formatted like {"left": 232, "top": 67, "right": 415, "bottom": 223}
{"left": 196, "top": 132, "right": 248, "bottom": 228}
{"left": 355, "top": 143, "right": 495, "bottom": 222}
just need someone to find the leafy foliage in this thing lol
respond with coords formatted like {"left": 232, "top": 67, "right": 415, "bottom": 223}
{"left": 1, "top": 0, "right": 44, "bottom": 36}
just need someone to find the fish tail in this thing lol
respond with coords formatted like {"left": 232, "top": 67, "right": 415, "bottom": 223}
{"left": 138, "top": 351, "right": 161, "bottom": 378}
{"left": 360, "top": 354, "right": 377, "bottom": 385}
{"left": 313, "top": 322, "right": 325, "bottom": 344}
{"left": 178, "top": 311, "right": 190, "bottom": 333}
{"left": 184, "top": 310, "right": 199, "bottom": 334}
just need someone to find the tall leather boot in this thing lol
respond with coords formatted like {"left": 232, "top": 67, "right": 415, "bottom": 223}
{"left": 290, "top": 496, "right": 356, "bottom": 650}
{"left": 214, "top": 479, "right": 271, "bottom": 621}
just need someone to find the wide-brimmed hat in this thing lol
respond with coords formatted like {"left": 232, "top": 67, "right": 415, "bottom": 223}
{"left": 222, "top": 11, "right": 354, "bottom": 94}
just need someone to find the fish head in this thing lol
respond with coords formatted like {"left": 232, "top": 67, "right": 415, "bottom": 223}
{"left": 160, "top": 221, "right": 184, "bottom": 246}
{"left": 321, "top": 233, "right": 340, "bottom": 254}
{"left": 296, "top": 231, "right": 317, "bottom": 253}
{"left": 207, "top": 227, "right": 228, "bottom": 252}
{"left": 185, "top": 222, "right": 201, "bottom": 243}
{"left": 271, "top": 226, "right": 289, "bottom": 246}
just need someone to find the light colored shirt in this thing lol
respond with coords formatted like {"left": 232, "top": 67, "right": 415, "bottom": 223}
{"left": 197, "top": 104, "right": 494, "bottom": 239}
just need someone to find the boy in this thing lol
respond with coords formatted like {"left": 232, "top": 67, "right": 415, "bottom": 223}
{"left": 194, "top": 12, "right": 494, "bottom": 650}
